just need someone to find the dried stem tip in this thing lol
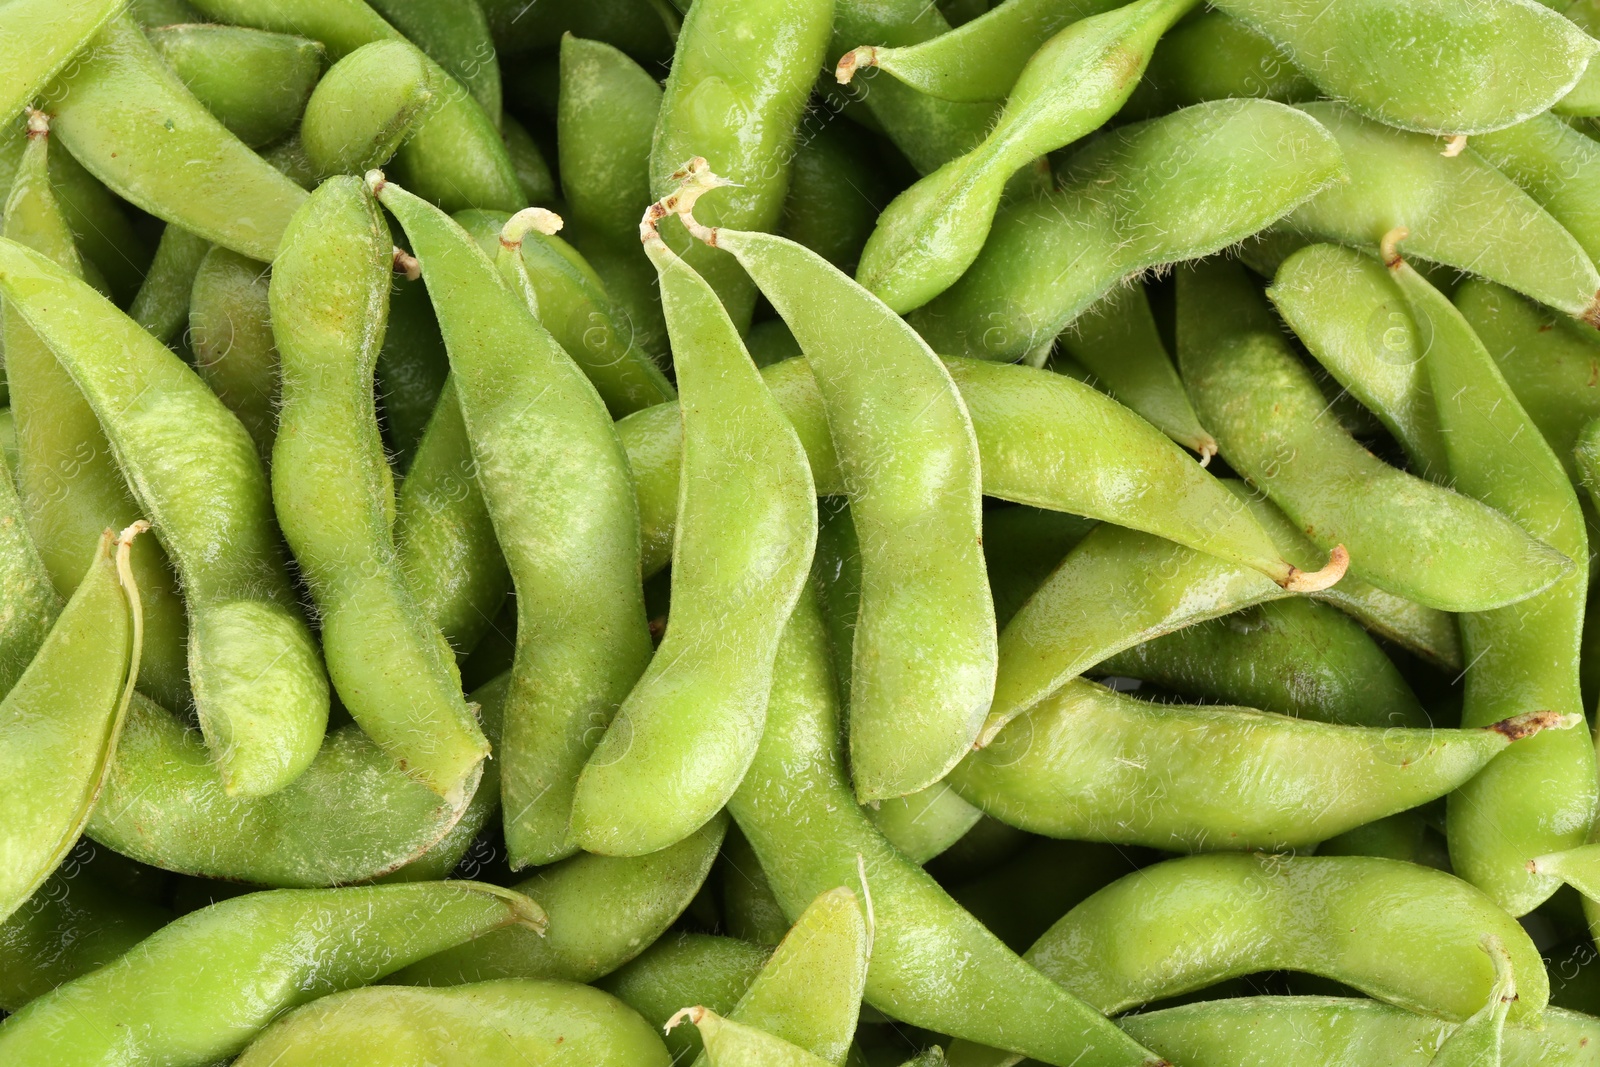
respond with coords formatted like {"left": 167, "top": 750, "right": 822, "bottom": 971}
{"left": 663, "top": 1006, "right": 706, "bottom": 1034}
{"left": 499, "top": 207, "right": 563, "bottom": 250}
{"left": 1441, "top": 134, "right": 1468, "bottom": 157}
{"left": 392, "top": 247, "right": 420, "bottom": 281}
{"left": 835, "top": 46, "right": 879, "bottom": 85}
{"left": 639, "top": 156, "right": 737, "bottom": 246}
{"left": 25, "top": 109, "right": 48, "bottom": 137}
{"left": 1489, "top": 709, "right": 1583, "bottom": 742}
{"left": 364, "top": 169, "right": 388, "bottom": 197}
{"left": 1280, "top": 544, "right": 1349, "bottom": 592}
{"left": 1380, "top": 226, "right": 1410, "bottom": 271}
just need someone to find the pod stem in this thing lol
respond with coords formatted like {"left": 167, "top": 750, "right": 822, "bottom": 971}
{"left": 25, "top": 108, "right": 48, "bottom": 138}
{"left": 835, "top": 46, "right": 878, "bottom": 85}
{"left": 499, "top": 207, "right": 564, "bottom": 251}
{"left": 664, "top": 1005, "right": 707, "bottom": 1034}
{"left": 1489, "top": 709, "right": 1582, "bottom": 741}
{"left": 391, "top": 246, "right": 420, "bottom": 281}
{"left": 1280, "top": 543, "right": 1349, "bottom": 592}
{"left": 1195, "top": 436, "right": 1218, "bottom": 468}
{"left": 645, "top": 156, "right": 736, "bottom": 248}
{"left": 1441, "top": 134, "right": 1468, "bottom": 158}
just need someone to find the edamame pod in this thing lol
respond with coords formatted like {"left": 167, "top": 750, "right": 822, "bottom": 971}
{"left": 778, "top": 121, "right": 896, "bottom": 274}
{"left": 909, "top": 99, "right": 1346, "bottom": 362}
{"left": 1022, "top": 853, "right": 1544, "bottom": 1019}
{"left": 648, "top": 0, "right": 833, "bottom": 331}
{"left": 185, "top": 0, "right": 523, "bottom": 213}
{"left": 366, "top": 0, "right": 502, "bottom": 120}
{"left": 0, "top": 881, "right": 545, "bottom": 1065}
{"left": 128, "top": 224, "right": 210, "bottom": 345}
{"left": 271, "top": 176, "right": 487, "bottom": 804}
{"left": 1430, "top": 939, "right": 1516, "bottom": 1067}
{"left": 501, "top": 113, "right": 555, "bottom": 205}
{"left": 1096, "top": 597, "right": 1428, "bottom": 727}
{"left": 1177, "top": 257, "right": 1571, "bottom": 613}
{"left": 394, "top": 815, "right": 726, "bottom": 985}
{"left": 189, "top": 246, "right": 278, "bottom": 462}
{"left": 867, "top": 782, "right": 984, "bottom": 865}
{"left": 147, "top": 24, "right": 325, "bottom": 148}
{"left": 729, "top": 590, "right": 1168, "bottom": 1067}
{"left": 0, "top": 444, "right": 54, "bottom": 697}
{"left": 949, "top": 677, "right": 1568, "bottom": 851}
{"left": 375, "top": 175, "right": 653, "bottom": 867}
{"left": 1280, "top": 103, "right": 1600, "bottom": 326}
{"left": 721, "top": 828, "right": 791, "bottom": 945}
{"left": 1056, "top": 285, "right": 1215, "bottom": 459}
{"left": 1123, "top": 10, "right": 1316, "bottom": 118}
{"left": 1475, "top": 112, "right": 1600, "bottom": 269}
{"left": 854, "top": 0, "right": 1200, "bottom": 314}
{"left": 42, "top": 16, "right": 309, "bottom": 262}
{"left": 600, "top": 934, "right": 772, "bottom": 1066}
{"left": 1383, "top": 231, "right": 1595, "bottom": 916}
{"left": 374, "top": 270, "right": 450, "bottom": 468}
{"left": 0, "top": 234, "right": 329, "bottom": 797}
{"left": 671, "top": 1007, "right": 835, "bottom": 1067}
{"left": 300, "top": 40, "right": 436, "bottom": 179}
{"left": 0, "top": 0, "right": 124, "bottom": 126}
{"left": 0, "top": 527, "right": 140, "bottom": 924}
{"left": 234, "top": 980, "right": 671, "bottom": 1066}
{"left": 836, "top": 0, "right": 1123, "bottom": 104}
{"left": 570, "top": 198, "right": 814, "bottom": 856}
{"left": 1121, "top": 997, "right": 1600, "bottom": 1067}
{"left": 1210, "top": 0, "right": 1596, "bottom": 135}
{"left": 2, "top": 115, "right": 188, "bottom": 709}
{"left": 674, "top": 171, "right": 994, "bottom": 801}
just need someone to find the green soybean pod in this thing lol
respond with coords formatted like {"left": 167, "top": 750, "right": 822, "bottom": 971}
{"left": 1280, "top": 103, "right": 1600, "bottom": 327}
{"left": 1429, "top": 939, "right": 1517, "bottom": 1067}
{"left": 0, "top": 234, "right": 329, "bottom": 797}
{"left": 648, "top": 0, "right": 835, "bottom": 331}
{"left": 1475, "top": 111, "right": 1600, "bottom": 267}
{"left": 0, "top": 0, "right": 124, "bottom": 126}
{"left": 778, "top": 121, "right": 898, "bottom": 274}
{"left": 1055, "top": 284, "right": 1215, "bottom": 460}
{"left": 558, "top": 32, "right": 670, "bottom": 361}
{"left": 1456, "top": 279, "right": 1600, "bottom": 485}
{"left": 42, "top": 16, "right": 309, "bottom": 262}
{"left": 854, "top": 0, "right": 1201, "bottom": 314}
{"left": 570, "top": 201, "right": 816, "bottom": 857}
{"left": 0, "top": 528, "right": 138, "bottom": 924}
{"left": 460, "top": 207, "right": 676, "bottom": 417}
{"left": 909, "top": 99, "right": 1346, "bottom": 362}
{"left": 1267, "top": 243, "right": 1450, "bottom": 477}
{"left": 185, "top": 0, "right": 523, "bottom": 213}
{"left": 948, "top": 677, "right": 1567, "bottom": 851}
{"left": 374, "top": 270, "right": 450, "bottom": 468}
{"left": 1209, "top": 0, "right": 1595, "bottom": 135}
{"left": 366, "top": 0, "right": 502, "bottom": 120}
{"left": 0, "top": 881, "right": 545, "bottom": 1065}
{"left": 0, "top": 443, "right": 54, "bottom": 696}
{"left": 147, "top": 24, "right": 326, "bottom": 148}
{"left": 374, "top": 175, "right": 653, "bottom": 867}
{"left": 867, "top": 782, "right": 984, "bottom": 865}
{"left": 1177, "top": 256, "right": 1571, "bottom": 613}
{"left": 188, "top": 246, "right": 279, "bottom": 462}
{"left": 477, "top": 0, "right": 678, "bottom": 61}
{"left": 730, "top": 590, "right": 1168, "bottom": 1067}
{"left": 1096, "top": 598, "right": 1428, "bottom": 727}
{"left": 1383, "top": 231, "right": 1594, "bottom": 916}
{"left": 600, "top": 934, "right": 773, "bottom": 1066}
{"left": 128, "top": 224, "right": 210, "bottom": 346}
{"left": 1024, "top": 853, "right": 1543, "bottom": 1020}
{"left": 671, "top": 1007, "right": 836, "bottom": 1067}
{"left": 3, "top": 114, "right": 190, "bottom": 711}
{"left": 271, "top": 175, "right": 487, "bottom": 804}
{"left": 300, "top": 40, "right": 436, "bottom": 179}
{"left": 235, "top": 980, "right": 672, "bottom": 1067}
{"left": 721, "top": 828, "right": 791, "bottom": 945}
{"left": 394, "top": 814, "right": 726, "bottom": 985}
{"left": 673, "top": 173, "right": 994, "bottom": 803}
{"left": 835, "top": 0, "right": 1123, "bottom": 103}
{"left": 1123, "top": 10, "right": 1316, "bottom": 118}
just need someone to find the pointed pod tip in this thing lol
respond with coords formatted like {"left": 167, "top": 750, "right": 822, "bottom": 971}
{"left": 1281, "top": 544, "right": 1348, "bottom": 592}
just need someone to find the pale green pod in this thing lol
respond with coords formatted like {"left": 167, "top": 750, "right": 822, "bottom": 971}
{"left": 675, "top": 1008, "right": 836, "bottom": 1067}
{"left": 300, "top": 40, "right": 436, "bottom": 179}
{"left": 128, "top": 224, "right": 210, "bottom": 345}
{"left": 855, "top": 0, "right": 1199, "bottom": 313}
{"left": 571, "top": 209, "right": 816, "bottom": 856}
{"left": 1209, "top": 0, "right": 1597, "bottom": 134}
{"left": 599, "top": 934, "right": 772, "bottom": 1066}
{"left": 1429, "top": 939, "right": 1516, "bottom": 1067}
{"left": 0, "top": 440, "right": 54, "bottom": 697}
{"left": 146, "top": 23, "right": 326, "bottom": 148}
{"left": 950, "top": 677, "right": 1567, "bottom": 851}
{"left": 0, "top": 238, "right": 328, "bottom": 798}
{"left": 0, "top": 0, "right": 125, "bottom": 126}
{"left": 42, "top": 15, "right": 309, "bottom": 262}
{"left": 909, "top": 98, "right": 1346, "bottom": 361}
{"left": 366, "top": 0, "right": 501, "bottom": 120}
{"left": 835, "top": 0, "right": 1124, "bottom": 103}
{"left": 234, "top": 980, "right": 672, "bottom": 1067}
{"left": 189, "top": 246, "right": 279, "bottom": 463}
{"left": 867, "top": 783, "right": 984, "bottom": 865}
{"left": 1123, "top": 9, "right": 1316, "bottom": 117}
{"left": 1476, "top": 111, "right": 1600, "bottom": 269}
{"left": 1280, "top": 103, "right": 1600, "bottom": 326}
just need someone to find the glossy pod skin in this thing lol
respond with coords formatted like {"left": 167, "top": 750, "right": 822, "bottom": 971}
{"left": 146, "top": 23, "right": 326, "bottom": 148}
{"left": 569, "top": 203, "right": 815, "bottom": 856}
{"left": 1021, "top": 853, "right": 1543, "bottom": 1020}
{"left": 1384, "top": 233, "right": 1594, "bottom": 916}
{"left": 3, "top": 116, "right": 189, "bottom": 710}
{"left": 189, "top": 246, "right": 279, "bottom": 461}
{"left": 271, "top": 176, "right": 487, "bottom": 805}
{"left": 909, "top": 99, "right": 1346, "bottom": 362}
{"left": 0, "top": 236, "right": 330, "bottom": 798}
{"left": 0, "top": 882, "right": 544, "bottom": 1065}
{"left": 0, "top": 0, "right": 124, "bottom": 126}
{"left": 365, "top": 0, "right": 501, "bottom": 120}
{"left": 0, "top": 529, "right": 137, "bottom": 924}
{"left": 948, "top": 676, "right": 1567, "bottom": 851}
{"left": 374, "top": 176, "right": 653, "bottom": 869}
{"left": 1120, "top": 997, "right": 1600, "bottom": 1067}
{"left": 729, "top": 590, "right": 1168, "bottom": 1067}
{"left": 1177, "top": 257, "right": 1571, "bottom": 614}
{"left": 42, "top": 15, "right": 309, "bottom": 262}
{"left": 185, "top": 0, "right": 523, "bottom": 213}
{"left": 676, "top": 183, "right": 994, "bottom": 802}
{"left": 854, "top": 0, "right": 1199, "bottom": 314}
{"left": 233, "top": 980, "right": 672, "bottom": 1067}
{"left": 1279, "top": 103, "right": 1600, "bottom": 327}
{"left": 1211, "top": 0, "right": 1596, "bottom": 134}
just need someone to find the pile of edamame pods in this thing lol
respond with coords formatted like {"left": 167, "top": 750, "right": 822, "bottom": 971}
{"left": 16, "top": 0, "right": 1600, "bottom": 1064}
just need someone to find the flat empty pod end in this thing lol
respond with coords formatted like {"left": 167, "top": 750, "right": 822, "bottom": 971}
{"left": 1280, "top": 543, "right": 1349, "bottom": 592}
